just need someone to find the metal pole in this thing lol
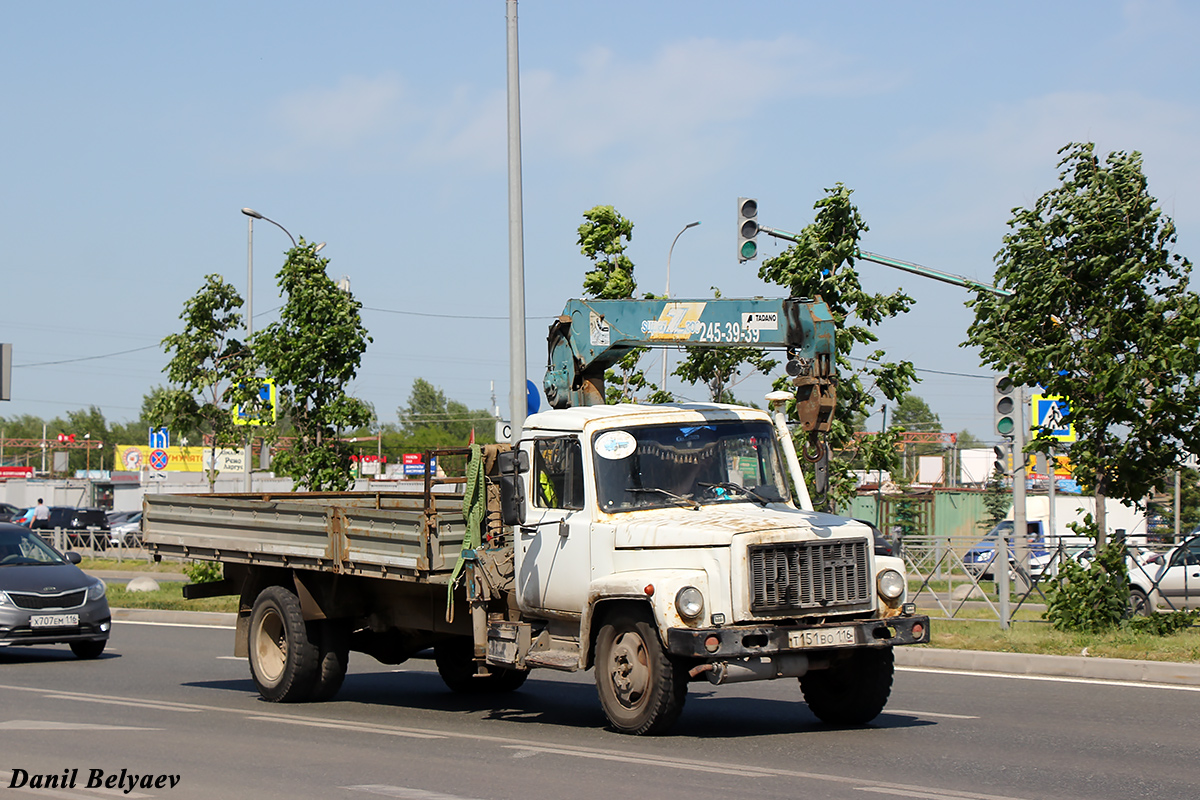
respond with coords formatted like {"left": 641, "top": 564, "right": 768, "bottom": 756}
{"left": 662, "top": 221, "right": 700, "bottom": 390}
{"left": 506, "top": 0, "right": 527, "bottom": 444}
{"left": 244, "top": 215, "right": 254, "bottom": 492}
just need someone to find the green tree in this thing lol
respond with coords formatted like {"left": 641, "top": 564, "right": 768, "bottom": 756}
{"left": 577, "top": 205, "right": 667, "bottom": 404}
{"left": 396, "top": 378, "right": 496, "bottom": 447}
{"left": 758, "top": 184, "right": 915, "bottom": 509}
{"left": 254, "top": 239, "right": 373, "bottom": 491}
{"left": 966, "top": 143, "right": 1200, "bottom": 549}
{"left": 150, "top": 274, "right": 257, "bottom": 491}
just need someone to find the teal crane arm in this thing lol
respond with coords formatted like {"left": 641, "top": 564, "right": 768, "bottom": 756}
{"left": 543, "top": 296, "right": 838, "bottom": 434}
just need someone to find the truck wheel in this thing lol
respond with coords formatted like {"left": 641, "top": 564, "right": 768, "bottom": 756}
{"left": 311, "top": 620, "right": 351, "bottom": 702}
{"left": 248, "top": 586, "right": 319, "bottom": 703}
{"left": 594, "top": 612, "right": 687, "bottom": 735}
{"left": 1129, "top": 588, "right": 1151, "bottom": 617}
{"left": 434, "top": 638, "right": 530, "bottom": 693}
{"left": 800, "top": 647, "right": 894, "bottom": 726}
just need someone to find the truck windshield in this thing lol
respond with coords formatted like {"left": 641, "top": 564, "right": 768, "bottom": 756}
{"left": 592, "top": 421, "right": 791, "bottom": 512}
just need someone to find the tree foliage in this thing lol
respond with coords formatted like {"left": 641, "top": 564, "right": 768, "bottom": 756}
{"left": 757, "top": 184, "right": 915, "bottom": 509}
{"left": 395, "top": 378, "right": 495, "bottom": 448}
{"left": 966, "top": 143, "right": 1200, "bottom": 546}
{"left": 577, "top": 205, "right": 667, "bottom": 404}
{"left": 579, "top": 205, "right": 637, "bottom": 300}
{"left": 254, "top": 239, "right": 373, "bottom": 491}
{"left": 150, "top": 274, "right": 256, "bottom": 490}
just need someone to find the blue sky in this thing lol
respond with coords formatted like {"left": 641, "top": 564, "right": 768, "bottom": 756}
{"left": 2, "top": 0, "right": 1197, "bottom": 443}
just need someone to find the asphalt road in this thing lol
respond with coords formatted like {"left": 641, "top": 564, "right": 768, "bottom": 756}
{"left": 1, "top": 619, "right": 1197, "bottom": 800}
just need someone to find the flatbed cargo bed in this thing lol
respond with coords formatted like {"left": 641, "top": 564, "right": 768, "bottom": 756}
{"left": 144, "top": 490, "right": 470, "bottom": 583}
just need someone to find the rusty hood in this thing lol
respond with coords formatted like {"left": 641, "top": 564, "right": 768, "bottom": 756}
{"left": 608, "top": 503, "right": 872, "bottom": 549}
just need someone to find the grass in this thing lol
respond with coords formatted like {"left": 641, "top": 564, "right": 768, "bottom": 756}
{"left": 86, "top": 556, "right": 1200, "bottom": 664}
{"left": 105, "top": 580, "right": 238, "bottom": 613}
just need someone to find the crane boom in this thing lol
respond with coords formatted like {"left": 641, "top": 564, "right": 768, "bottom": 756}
{"left": 544, "top": 296, "right": 837, "bottom": 434}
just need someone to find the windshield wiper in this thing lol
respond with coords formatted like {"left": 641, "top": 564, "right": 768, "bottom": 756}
{"left": 628, "top": 487, "right": 700, "bottom": 511}
{"left": 699, "top": 482, "right": 771, "bottom": 506}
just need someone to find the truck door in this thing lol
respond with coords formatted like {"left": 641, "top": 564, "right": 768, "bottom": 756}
{"left": 516, "top": 436, "right": 591, "bottom": 614}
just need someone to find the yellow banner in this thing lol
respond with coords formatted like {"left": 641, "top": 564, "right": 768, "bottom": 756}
{"left": 115, "top": 445, "right": 243, "bottom": 473}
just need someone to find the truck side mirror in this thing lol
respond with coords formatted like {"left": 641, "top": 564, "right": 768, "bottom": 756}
{"left": 498, "top": 449, "right": 529, "bottom": 527}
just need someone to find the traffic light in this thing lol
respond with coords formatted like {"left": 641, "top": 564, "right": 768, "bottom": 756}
{"left": 993, "top": 375, "right": 1016, "bottom": 437}
{"left": 992, "top": 441, "right": 1011, "bottom": 476}
{"left": 737, "top": 197, "right": 758, "bottom": 262}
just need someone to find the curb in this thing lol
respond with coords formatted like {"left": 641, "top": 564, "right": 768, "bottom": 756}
{"left": 895, "top": 646, "right": 1200, "bottom": 687}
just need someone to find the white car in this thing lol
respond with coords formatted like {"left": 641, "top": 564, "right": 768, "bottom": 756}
{"left": 1128, "top": 536, "right": 1199, "bottom": 614}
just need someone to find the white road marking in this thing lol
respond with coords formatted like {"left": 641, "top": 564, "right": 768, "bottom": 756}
{"left": 249, "top": 715, "right": 444, "bottom": 739}
{"left": 501, "top": 744, "right": 776, "bottom": 777}
{"left": 856, "top": 787, "right": 1006, "bottom": 799}
{"left": 0, "top": 719, "right": 159, "bottom": 731}
{"left": 345, "top": 786, "right": 485, "bottom": 800}
{"left": 885, "top": 708, "right": 979, "bottom": 720}
{"left": 39, "top": 694, "right": 204, "bottom": 713}
{"left": 897, "top": 665, "right": 1200, "bottom": 692}
{"left": 114, "top": 619, "right": 234, "bottom": 630}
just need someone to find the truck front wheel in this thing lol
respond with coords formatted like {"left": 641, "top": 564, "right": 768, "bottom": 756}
{"left": 248, "top": 586, "right": 319, "bottom": 702}
{"left": 594, "top": 612, "right": 686, "bottom": 735}
{"left": 800, "top": 647, "right": 894, "bottom": 726}
{"left": 434, "top": 638, "right": 529, "bottom": 693}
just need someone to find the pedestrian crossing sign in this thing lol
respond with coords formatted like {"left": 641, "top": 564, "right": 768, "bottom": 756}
{"left": 1031, "top": 394, "right": 1075, "bottom": 442}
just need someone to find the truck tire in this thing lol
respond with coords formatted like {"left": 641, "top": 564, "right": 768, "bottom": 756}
{"left": 434, "top": 638, "right": 529, "bottom": 693}
{"left": 594, "top": 611, "right": 687, "bottom": 735}
{"left": 248, "top": 586, "right": 319, "bottom": 703}
{"left": 1128, "top": 588, "right": 1151, "bottom": 617}
{"left": 311, "top": 620, "right": 351, "bottom": 702}
{"left": 800, "top": 646, "right": 894, "bottom": 726}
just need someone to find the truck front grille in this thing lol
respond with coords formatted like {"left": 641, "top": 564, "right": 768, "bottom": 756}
{"left": 749, "top": 539, "right": 871, "bottom": 613}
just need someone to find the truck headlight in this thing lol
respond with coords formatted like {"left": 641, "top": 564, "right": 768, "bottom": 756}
{"left": 877, "top": 569, "right": 905, "bottom": 601}
{"left": 675, "top": 586, "right": 704, "bottom": 621}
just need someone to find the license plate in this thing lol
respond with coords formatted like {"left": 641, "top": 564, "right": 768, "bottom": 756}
{"left": 788, "top": 626, "right": 857, "bottom": 648}
{"left": 30, "top": 614, "right": 79, "bottom": 629}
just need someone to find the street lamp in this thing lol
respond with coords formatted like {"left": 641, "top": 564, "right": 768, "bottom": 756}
{"left": 662, "top": 220, "right": 701, "bottom": 390}
{"left": 240, "top": 207, "right": 298, "bottom": 491}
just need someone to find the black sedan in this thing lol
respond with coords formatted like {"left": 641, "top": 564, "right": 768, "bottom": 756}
{"left": 0, "top": 523, "right": 110, "bottom": 658}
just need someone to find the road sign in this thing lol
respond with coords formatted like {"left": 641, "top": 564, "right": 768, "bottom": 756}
{"left": 149, "top": 448, "right": 169, "bottom": 471}
{"left": 149, "top": 426, "right": 169, "bottom": 449}
{"left": 234, "top": 381, "right": 278, "bottom": 426}
{"left": 1031, "top": 394, "right": 1075, "bottom": 442}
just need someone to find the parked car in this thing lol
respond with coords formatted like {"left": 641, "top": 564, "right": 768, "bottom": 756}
{"left": 0, "top": 503, "right": 20, "bottom": 522}
{"left": 963, "top": 520, "right": 1052, "bottom": 580}
{"left": 0, "top": 522, "right": 110, "bottom": 658}
{"left": 11, "top": 507, "right": 34, "bottom": 527}
{"left": 108, "top": 511, "right": 142, "bottom": 547}
{"left": 43, "top": 507, "right": 111, "bottom": 551}
{"left": 1129, "top": 534, "right": 1200, "bottom": 614}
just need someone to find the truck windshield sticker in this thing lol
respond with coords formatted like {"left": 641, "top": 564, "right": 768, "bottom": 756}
{"left": 594, "top": 430, "right": 637, "bottom": 460}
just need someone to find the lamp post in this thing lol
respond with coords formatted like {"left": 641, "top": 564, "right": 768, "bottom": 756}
{"left": 661, "top": 221, "right": 701, "bottom": 390}
{"left": 240, "top": 208, "right": 297, "bottom": 491}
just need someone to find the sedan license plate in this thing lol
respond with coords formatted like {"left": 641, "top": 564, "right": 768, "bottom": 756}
{"left": 31, "top": 614, "right": 79, "bottom": 629}
{"left": 788, "top": 626, "right": 857, "bottom": 649}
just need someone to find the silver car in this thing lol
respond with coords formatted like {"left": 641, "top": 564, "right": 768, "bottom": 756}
{"left": 0, "top": 523, "right": 110, "bottom": 658}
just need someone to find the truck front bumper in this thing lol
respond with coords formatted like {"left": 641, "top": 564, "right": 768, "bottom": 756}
{"left": 666, "top": 614, "right": 930, "bottom": 660}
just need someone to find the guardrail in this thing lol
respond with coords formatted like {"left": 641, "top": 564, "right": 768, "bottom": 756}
{"left": 900, "top": 534, "right": 1195, "bottom": 626}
